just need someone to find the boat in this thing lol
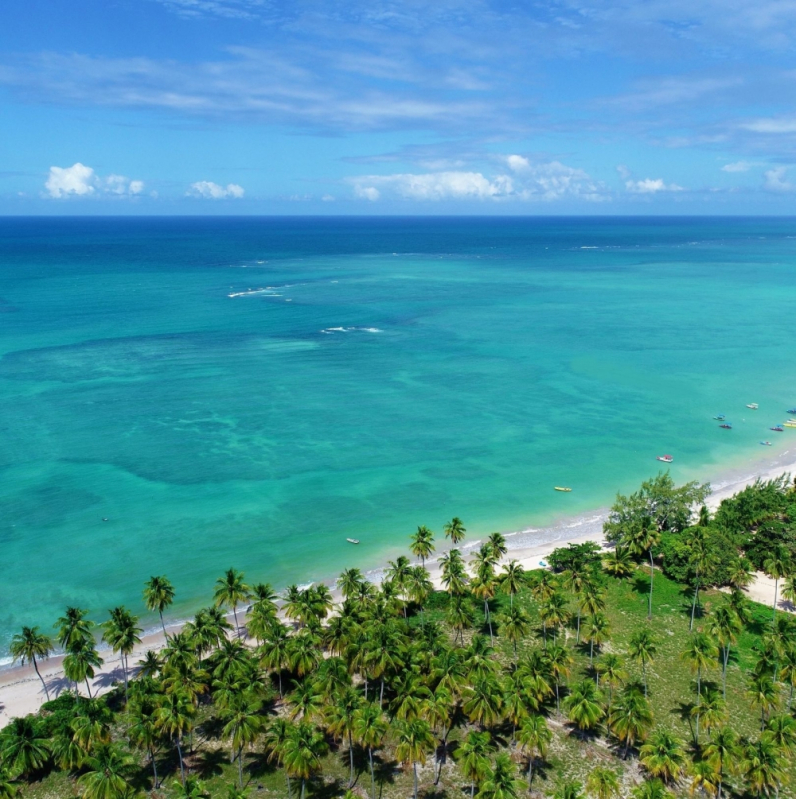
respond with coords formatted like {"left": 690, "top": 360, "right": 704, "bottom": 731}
{"left": 714, "top": 414, "right": 726, "bottom": 420}
{"left": 346, "top": 538, "right": 360, "bottom": 544}
{"left": 719, "top": 423, "right": 732, "bottom": 429}
{"left": 770, "top": 426, "right": 784, "bottom": 432}
{"left": 554, "top": 486, "right": 572, "bottom": 492}
{"left": 788, "top": 409, "right": 796, "bottom": 415}
{"left": 656, "top": 455, "right": 674, "bottom": 463}
{"left": 746, "top": 403, "right": 759, "bottom": 410}
{"left": 784, "top": 420, "right": 796, "bottom": 428}
{"left": 760, "top": 441, "right": 773, "bottom": 446}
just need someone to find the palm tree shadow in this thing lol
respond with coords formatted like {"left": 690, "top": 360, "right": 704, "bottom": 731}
{"left": 309, "top": 776, "right": 345, "bottom": 798}
{"left": 195, "top": 747, "right": 227, "bottom": 780}
{"left": 673, "top": 700, "right": 696, "bottom": 742}
{"left": 246, "top": 751, "right": 278, "bottom": 779}
{"left": 45, "top": 674, "right": 73, "bottom": 698}
{"left": 632, "top": 574, "right": 650, "bottom": 596}
{"left": 374, "top": 755, "right": 399, "bottom": 799}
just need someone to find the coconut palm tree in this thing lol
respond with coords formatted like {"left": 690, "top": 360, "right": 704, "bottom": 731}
{"left": 626, "top": 517, "right": 660, "bottom": 618}
{"left": 595, "top": 653, "right": 627, "bottom": 706}
{"left": 282, "top": 721, "right": 328, "bottom": 799}
{"left": 609, "top": 683, "right": 653, "bottom": 758}
{"left": 0, "top": 767, "right": 19, "bottom": 799}
{"left": 128, "top": 697, "right": 162, "bottom": 790}
{"left": 747, "top": 673, "right": 779, "bottom": 731}
{"left": 687, "top": 527, "right": 717, "bottom": 630}
{"left": 223, "top": 698, "right": 262, "bottom": 788}
{"left": 143, "top": 576, "right": 175, "bottom": 638}
{"left": 386, "top": 555, "right": 412, "bottom": 617}
{"left": 639, "top": 729, "right": 688, "bottom": 783}
{"left": 325, "top": 686, "right": 363, "bottom": 787}
{"left": 689, "top": 758, "right": 719, "bottom": 798}
{"left": 444, "top": 516, "right": 466, "bottom": 545}
{"left": 546, "top": 644, "right": 573, "bottom": 713}
{"left": 551, "top": 779, "right": 586, "bottom": 799}
{"left": 763, "top": 547, "right": 791, "bottom": 624}
{"left": 628, "top": 629, "right": 657, "bottom": 697}
{"left": 487, "top": 532, "right": 508, "bottom": 562}
{"left": 63, "top": 636, "right": 104, "bottom": 699}
{"left": 440, "top": 549, "right": 468, "bottom": 596}
{"left": 471, "top": 563, "right": 498, "bottom": 645}
{"left": 353, "top": 702, "right": 388, "bottom": 799}
{"left": 741, "top": 734, "right": 785, "bottom": 797}
{"left": 395, "top": 718, "right": 435, "bottom": 799}
{"left": 585, "top": 613, "right": 610, "bottom": 666}
{"left": 478, "top": 752, "right": 523, "bottom": 799}
{"left": 499, "top": 560, "right": 526, "bottom": 609}
{"left": 682, "top": 632, "right": 718, "bottom": 745}
{"left": 77, "top": 743, "right": 134, "bottom": 799}
{"left": 0, "top": 717, "right": 50, "bottom": 777}
{"left": 602, "top": 546, "right": 634, "bottom": 579}
{"left": 406, "top": 565, "right": 433, "bottom": 627}
{"left": 463, "top": 676, "right": 504, "bottom": 729}
{"left": 456, "top": 730, "right": 494, "bottom": 799}
{"left": 213, "top": 568, "right": 250, "bottom": 637}
{"left": 172, "top": 776, "right": 210, "bottom": 799}
{"left": 703, "top": 726, "right": 739, "bottom": 799}
{"left": 563, "top": 679, "right": 605, "bottom": 733}
{"left": 10, "top": 626, "right": 53, "bottom": 701}
{"left": 409, "top": 526, "right": 435, "bottom": 567}
{"left": 54, "top": 606, "right": 94, "bottom": 650}
{"left": 539, "top": 593, "right": 569, "bottom": 647}
{"left": 155, "top": 689, "right": 194, "bottom": 785}
{"left": 707, "top": 604, "right": 742, "bottom": 698}
{"left": 696, "top": 687, "right": 727, "bottom": 737}
{"left": 499, "top": 605, "right": 531, "bottom": 658}
{"left": 71, "top": 697, "right": 113, "bottom": 752}
{"left": 578, "top": 581, "right": 606, "bottom": 645}
{"left": 102, "top": 606, "right": 142, "bottom": 702}
{"left": 764, "top": 714, "right": 796, "bottom": 754}
{"left": 531, "top": 570, "right": 559, "bottom": 603}
{"left": 586, "top": 766, "right": 620, "bottom": 799}
{"left": 631, "top": 779, "right": 674, "bottom": 799}
{"left": 258, "top": 620, "right": 290, "bottom": 697}
{"left": 447, "top": 595, "right": 472, "bottom": 645}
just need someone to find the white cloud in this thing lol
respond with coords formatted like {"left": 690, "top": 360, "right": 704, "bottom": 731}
{"left": 321, "top": 194, "right": 336, "bottom": 202}
{"left": 624, "top": 177, "right": 684, "bottom": 193}
{"left": 721, "top": 161, "right": 753, "bottom": 172}
{"left": 187, "top": 181, "right": 245, "bottom": 199}
{"left": 349, "top": 162, "right": 606, "bottom": 203}
{"left": 45, "top": 162, "right": 144, "bottom": 198}
{"left": 505, "top": 154, "right": 531, "bottom": 172}
{"left": 763, "top": 166, "right": 793, "bottom": 192}
{"left": 741, "top": 118, "right": 796, "bottom": 134}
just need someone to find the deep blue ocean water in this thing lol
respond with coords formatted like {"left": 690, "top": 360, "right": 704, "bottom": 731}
{"left": 1, "top": 216, "right": 795, "bottom": 654}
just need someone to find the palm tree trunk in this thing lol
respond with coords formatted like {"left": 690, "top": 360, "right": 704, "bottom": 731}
{"left": 527, "top": 755, "right": 533, "bottom": 788}
{"left": 85, "top": 677, "right": 93, "bottom": 699}
{"left": 690, "top": 576, "right": 700, "bottom": 630}
{"left": 380, "top": 678, "right": 385, "bottom": 708}
{"left": 233, "top": 604, "right": 240, "bottom": 637}
{"left": 121, "top": 653, "right": 129, "bottom": 702}
{"left": 159, "top": 609, "right": 167, "bottom": 638}
{"left": 149, "top": 746, "right": 159, "bottom": 789}
{"left": 369, "top": 746, "right": 376, "bottom": 799}
{"left": 485, "top": 599, "right": 493, "bottom": 645}
{"left": 31, "top": 655, "right": 50, "bottom": 701}
{"left": 648, "top": 549, "right": 654, "bottom": 619}
{"left": 773, "top": 578, "right": 779, "bottom": 623}
{"left": 695, "top": 669, "right": 701, "bottom": 745}
{"left": 349, "top": 732, "right": 355, "bottom": 787}
{"left": 238, "top": 745, "right": 244, "bottom": 787}
{"left": 413, "top": 761, "right": 419, "bottom": 799}
{"left": 176, "top": 737, "right": 185, "bottom": 786}
{"left": 278, "top": 670, "right": 283, "bottom": 698}
{"left": 590, "top": 640, "right": 594, "bottom": 666}
{"left": 576, "top": 608, "right": 581, "bottom": 644}
{"left": 301, "top": 777, "right": 306, "bottom": 799}
{"left": 642, "top": 662, "right": 647, "bottom": 697}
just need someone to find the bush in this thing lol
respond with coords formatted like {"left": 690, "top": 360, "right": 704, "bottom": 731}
{"left": 655, "top": 526, "right": 742, "bottom": 587}
{"left": 547, "top": 542, "right": 602, "bottom": 573}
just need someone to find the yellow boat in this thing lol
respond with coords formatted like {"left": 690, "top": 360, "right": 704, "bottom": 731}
{"left": 554, "top": 486, "right": 572, "bottom": 492}
{"left": 784, "top": 421, "right": 796, "bottom": 428}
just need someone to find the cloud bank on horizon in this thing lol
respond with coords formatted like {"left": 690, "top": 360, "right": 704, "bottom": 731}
{"left": 2, "top": 0, "right": 796, "bottom": 212}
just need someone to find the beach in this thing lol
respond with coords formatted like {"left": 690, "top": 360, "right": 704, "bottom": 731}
{"left": 1, "top": 445, "right": 793, "bottom": 727}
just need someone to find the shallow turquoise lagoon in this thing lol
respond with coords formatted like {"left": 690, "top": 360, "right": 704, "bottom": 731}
{"left": 1, "top": 217, "right": 795, "bottom": 652}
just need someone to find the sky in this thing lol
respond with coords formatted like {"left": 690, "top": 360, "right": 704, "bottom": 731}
{"left": 1, "top": 0, "right": 796, "bottom": 214}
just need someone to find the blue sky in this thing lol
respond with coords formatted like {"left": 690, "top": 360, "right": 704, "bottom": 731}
{"left": 2, "top": 0, "right": 796, "bottom": 214}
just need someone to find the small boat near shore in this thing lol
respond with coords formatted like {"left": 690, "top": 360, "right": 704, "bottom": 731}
{"left": 746, "top": 403, "right": 759, "bottom": 410}
{"left": 770, "top": 426, "right": 784, "bottom": 433}
{"left": 656, "top": 454, "right": 674, "bottom": 463}
{"left": 788, "top": 408, "right": 796, "bottom": 415}
{"left": 714, "top": 414, "right": 726, "bottom": 420}
{"left": 346, "top": 538, "right": 360, "bottom": 544}
{"left": 784, "top": 420, "right": 796, "bottom": 428}
{"left": 719, "top": 423, "right": 732, "bottom": 429}
{"left": 554, "top": 486, "right": 572, "bottom": 492}
{"left": 761, "top": 441, "right": 772, "bottom": 446}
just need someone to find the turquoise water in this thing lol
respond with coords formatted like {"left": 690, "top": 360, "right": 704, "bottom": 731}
{"left": 1, "top": 216, "right": 796, "bottom": 653}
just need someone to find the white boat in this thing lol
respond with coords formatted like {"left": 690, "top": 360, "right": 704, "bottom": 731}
{"left": 656, "top": 454, "right": 674, "bottom": 463}
{"left": 746, "top": 403, "right": 759, "bottom": 410}
{"left": 346, "top": 538, "right": 360, "bottom": 545}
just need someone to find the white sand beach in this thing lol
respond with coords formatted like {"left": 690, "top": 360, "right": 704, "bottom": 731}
{"left": 1, "top": 448, "right": 794, "bottom": 726}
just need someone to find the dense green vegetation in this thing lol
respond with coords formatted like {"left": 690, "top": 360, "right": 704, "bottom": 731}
{"left": 3, "top": 477, "right": 796, "bottom": 799}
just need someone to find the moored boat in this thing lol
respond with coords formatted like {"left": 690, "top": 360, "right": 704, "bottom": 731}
{"left": 770, "top": 426, "right": 784, "bottom": 432}
{"left": 714, "top": 414, "right": 726, "bottom": 420}
{"left": 719, "top": 423, "right": 732, "bottom": 429}
{"left": 760, "top": 441, "right": 772, "bottom": 446}
{"left": 346, "top": 538, "right": 360, "bottom": 544}
{"left": 788, "top": 409, "right": 796, "bottom": 415}
{"left": 554, "top": 486, "right": 572, "bottom": 492}
{"left": 656, "top": 454, "right": 674, "bottom": 463}
{"left": 784, "top": 420, "right": 796, "bottom": 428}
{"left": 746, "top": 403, "right": 759, "bottom": 410}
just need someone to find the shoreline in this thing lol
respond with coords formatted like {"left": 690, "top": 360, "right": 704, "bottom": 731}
{"left": 1, "top": 444, "right": 794, "bottom": 725}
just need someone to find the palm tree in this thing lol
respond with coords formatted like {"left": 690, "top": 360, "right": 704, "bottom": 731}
{"left": 764, "top": 714, "right": 796, "bottom": 754}
{"left": 155, "top": 690, "right": 194, "bottom": 785}
{"left": 763, "top": 547, "right": 792, "bottom": 624}
{"left": 456, "top": 730, "right": 495, "bottom": 799}
{"left": 546, "top": 643, "right": 573, "bottom": 713}
{"left": 447, "top": 594, "right": 472, "bottom": 645}
{"left": 741, "top": 734, "right": 785, "bottom": 797}
{"left": 258, "top": 620, "right": 290, "bottom": 697}
{"left": 128, "top": 698, "right": 162, "bottom": 790}
{"left": 10, "top": 626, "right": 53, "bottom": 701}
{"left": 353, "top": 702, "right": 388, "bottom": 799}
{"left": 609, "top": 683, "right": 653, "bottom": 757}
{"left": 54, "top": 606, "right": 94, "bottom": 650}
{"left": 102, "top": 606, "right": 142, "bottom": 702}
{"left": 563, "top": 679, "right": 605, "bottom": 733}
{"left": 686, "top": 527, "right": 717, "bottom": 630}
{"left": 551, "top": 779, "right": 586, "bottom": 799}
{"left": 440, "top": 549, "right": 468, "bottom": 596}
{"left": 386, "top": 555, "right": 412, "bottom": 616}
{"left": 596, "top": 653, "right": 628, "bottom": 707}
{"left": 689, "top": 758, "right": 719, "bottom": 798}
{"left": 487, "top": 532, "right": 508, "bottom": 562}
{"left": 444, "top": 516, "right": 466, "bottom": 545}
{"left": 223, "top": 699, "right": 262, "bottom": 788}
{"left": 471, "top": 564, "right": 498, "bottom": 645}
{"left": 63, "top": 636, "right": 104, "bottom": 699}
{"left": 639, "top": 729, "right": 688, "bottom": 783}
{"left": 626, "top": 517, "right": 660, "bottom": 618}
{"left": 602, "top": 546, "right": 634, "bottom": 579}
{"left": 708, "top": 604, "right": 742, "bottom": 698}
{"left": 406, "top": 565, "right": 433, "bottom": 627}
{"left": 0, "top": 717, "right": 50, "bottom": 777}
{"left": 629, "top": 629, "right": 657, "bottom": 697}
{"left": 410, "top": 525, "right": 435, "bottom": 567}
{"left": 531, "top": 570, "right": 558, "bottom": 603}
{"left": 463, "top": 676, "right": 504, "bottom": 729}
{"left": 77, "top": 743, "right": 134, "bottom": 799}
{"left": 747, "top": 673, "right": 779, "bottom": 731}
{"left": 539, "top": 593, "right": 569, "bottom": 647}
{"left": 478, "top": 752, "right": 523, "bottom": 799}
{"left": 703, "top": 726, "right": 739, "bottom": 799}
{"left": 586, "top": 766, "right": 620, "bottom": 799}
{"left": 71, "top": 697, "right": 113, "bottom": 752}
{"left": 697, "top": 687, "right": 727, "bottom": 737}
{"left": 585, "top": 613, "right": 610, "bottom": 666}
{"left": 282, "top": 721, "right": 328, "bottom": 799}
{"left": 499, "top": 560, "right": 526, "bottom": 609}
{"left": 631, "top": 779, "right": 674, "bottom": 799}
{"left": 395, "top": 718, "right": 435, "bottom": 799}
{"left": 143, "top": 575, "right": 175, "bottom": 637}
{"left": 682, "top": 632, "right": 718, "bottom": 745}
{"left": 0, "top": 767, "right": 19, "bottom": 799}
{"left": 578, "top": 581, "right": 606, "bottom": 645}
{"left": 325, "top": 686, "right": 363, "bottom": 787}
{"left": 499, "top": 605, "right": 531, "bottom": 657}
{"left": 213, "top": 568, "right": 250, "bottom": 636}
{"left": 172, "top": 776, "right": 210, "bottom": 798}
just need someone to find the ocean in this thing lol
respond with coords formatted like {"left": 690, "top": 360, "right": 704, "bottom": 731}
{"left": 1, "top": 216, "right": 795, "bottom": 654}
